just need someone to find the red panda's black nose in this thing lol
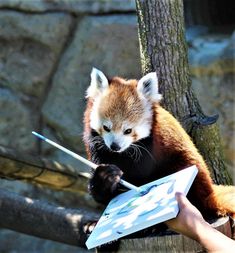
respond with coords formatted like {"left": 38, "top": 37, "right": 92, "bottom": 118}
{"left": 110, "top": 142, "right": 121, "bottom": 152}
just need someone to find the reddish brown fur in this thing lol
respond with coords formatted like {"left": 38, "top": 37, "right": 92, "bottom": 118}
{"left": 84, "top": 76, "right": 235, "bottom": 218}
{"left": 151, "top": 105, "right": 235, "bottom": 217}
{"left": 99, "top": 78, "right": 144, "bottom": 130}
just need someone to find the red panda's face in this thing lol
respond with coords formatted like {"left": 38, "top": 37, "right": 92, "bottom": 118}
{"left": 86, "top": 68, "right": 161, "bottom": 153}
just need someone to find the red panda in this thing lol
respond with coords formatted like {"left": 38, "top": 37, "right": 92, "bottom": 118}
{"left": 83, "top": 68, "right": 235, "bottom": 219}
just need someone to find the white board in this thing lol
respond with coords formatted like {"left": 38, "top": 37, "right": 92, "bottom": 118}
{"left": 86, "top": 165, "right": 198, "bottom": 249}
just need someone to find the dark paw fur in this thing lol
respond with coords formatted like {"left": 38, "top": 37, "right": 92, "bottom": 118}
{"left": 89, "top": 164, "right": 123, "bottom": 204}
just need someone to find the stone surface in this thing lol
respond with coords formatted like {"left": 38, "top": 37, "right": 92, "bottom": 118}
{"left": 42, "top": 15, "right": 141, "bottom": 154}
{"left": 40, "top": 126, "right": 89, "bottom": 173}
{"left": 0, "top": 0, "right": 136, "bottom": 14}
{"left": 0, "top": 11, "right": 73, "bottom": 97}
{"left": 0, "top": 88, "right": 36, "bottom": 152}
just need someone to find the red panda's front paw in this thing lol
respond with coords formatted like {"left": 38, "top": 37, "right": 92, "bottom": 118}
{"left": 89, "top": 164, "right": 123, "bottom": 205}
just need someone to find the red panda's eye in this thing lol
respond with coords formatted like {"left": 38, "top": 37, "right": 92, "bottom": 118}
{"left": 103, "top": 125, "right": 111, "bottom": 132}
{"left": 124, "top": 129, "right": 132, "bottom": 135}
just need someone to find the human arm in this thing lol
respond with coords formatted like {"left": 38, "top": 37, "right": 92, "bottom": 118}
{"left": 165, "top": 192, "right": 235, "bottom": 253}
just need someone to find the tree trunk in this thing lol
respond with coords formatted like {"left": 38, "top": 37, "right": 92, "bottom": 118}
{"left": 135, "top": 0, "right": 232, "bottom": 185}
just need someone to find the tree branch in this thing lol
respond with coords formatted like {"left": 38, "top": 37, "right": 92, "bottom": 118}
{"left": 0, "top": 188, "right": 100, "bottom": 248}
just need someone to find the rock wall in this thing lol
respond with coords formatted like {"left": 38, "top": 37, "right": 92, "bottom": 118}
{"left": 0, "top": 1, "right": 234, "bottom": 252}
{"left": 0, "top": 1, "right": 141, "bottom": 169}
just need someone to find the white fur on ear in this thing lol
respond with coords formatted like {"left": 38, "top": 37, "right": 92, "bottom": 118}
{"left": 86, "top": 67, "right": 109, "bottom": 98}
{"left": 137, "top": 72, "right": 162, "bottom": 102}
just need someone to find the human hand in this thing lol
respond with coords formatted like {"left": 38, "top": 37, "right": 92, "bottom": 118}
{"left": 165, "top": 192, "right": 207, "bottom": 241}
{"left": 166, "top": 192, "right": 235, "bottom": 252}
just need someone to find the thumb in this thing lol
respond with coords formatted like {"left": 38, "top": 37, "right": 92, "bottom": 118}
{"left": 175, "top": 192, "right": 191, "bottom": 210}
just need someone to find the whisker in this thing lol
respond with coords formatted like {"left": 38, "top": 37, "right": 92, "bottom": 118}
{"left": 128, "top": 144, "right": 142, "bottom": 162}
{"left": 131, "top": 143, "right": 155, "bottom": 162}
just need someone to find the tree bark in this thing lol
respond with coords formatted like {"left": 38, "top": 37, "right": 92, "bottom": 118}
{"left": 135, "top": 0, "right": 232, "bottom": 184}
{"left": 0, "top": 188, "right": 99, "bottom": 248}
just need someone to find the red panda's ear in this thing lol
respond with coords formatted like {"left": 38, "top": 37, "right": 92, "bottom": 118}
{"left": 86, "top": 68, "right": 109, "bottom": 98}
{"left": 137, "top": 72, "right": 162, "bottom": 102}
